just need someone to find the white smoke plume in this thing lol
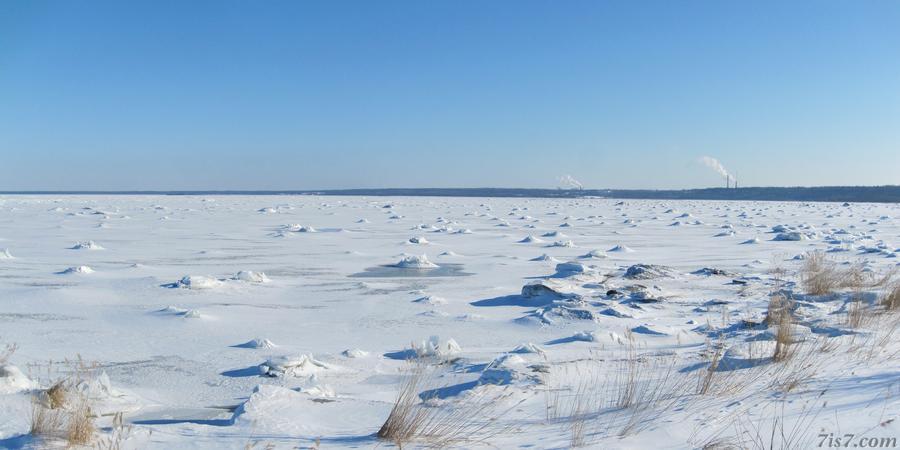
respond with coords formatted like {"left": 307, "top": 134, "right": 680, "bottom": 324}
{"left": 557, "top": 175, "right": 583, "bottom": 190}
{"left": 698, "top": 156, "right": 730, "bottom": 178}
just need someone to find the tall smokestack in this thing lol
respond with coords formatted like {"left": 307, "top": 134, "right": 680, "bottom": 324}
{"left": 725, "top": 175, "right": 729, "bottom": 189}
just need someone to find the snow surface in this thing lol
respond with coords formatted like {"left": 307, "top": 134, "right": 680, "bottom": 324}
{"left": 0, "top": 195, "right": 898, "bottom": 448}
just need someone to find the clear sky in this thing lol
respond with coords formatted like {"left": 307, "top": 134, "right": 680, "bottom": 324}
{"left": 1, "top": 1, "right": 898, "bottom": 190}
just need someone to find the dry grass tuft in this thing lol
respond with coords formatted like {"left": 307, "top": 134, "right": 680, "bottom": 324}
{"left": 765, "top": 294, "right": 790, "bottom": 325}
{"left": 30, "top": 396, "right": 64, "bottom": 438}
{"left": 860, "top": 311, "right": 900, "bottom": 360}
{"left": 697, "top": 344, "right": 724, "bottom": 395}
{"left": 542, "top": 358, "right": 596, "bottom": 447}
{"left": 46, "top": 381, "right": 67, "bottom": 409}
{"left": 845, "top": 296, "right": 868, "bottom": 328}
{"left": 800, "top": 251, "right": 840, "bottom": 296}
{"left": 618, "top": 356, "right": 693, "bottom": 437}
{"left": 871, "top": 266, "right": 898, "bottom": 289}
{"left": 377, "top": 361, "right": 520, "bottom": 448}
{"left": 772, "top": 313, "right": 793, "bottom": 362}
{"left": 67, "top": 395, "right": 95, "bottom": 446}
{"left": 28, "top": 356, "right": 99, "bottom": 447}
{"left": 701, "top": 438, "right": 743, "bottom": 450}
{"left": 378, "top": 362, "right": 432, "bottom": 446}
{"left": 613, "top": 344, "right": 640, "bottom": 409}
{"left": 800, "top": 251, "right": 893, "bottom": 297}
{"left": 840, "top": 263, "right": 869, "bottom": 292}
{"left": 568, "top": 383, "right": 591, "bottom": 448}
{"left": 547, "top": 346, "right": 698, "bottom": 446}
{"left": 768, "top": 294, "right": 794, "bottom": 362}
{"left": 882, "top": 283, "right": 900, "bottom": 311}
{"left": 730, "top": 393, "right": 826, "bottom": 449}
{"left": 95, "top": 412, "right": 131, "bottom": 450}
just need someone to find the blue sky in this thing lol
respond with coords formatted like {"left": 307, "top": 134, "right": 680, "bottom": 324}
{"left": 1, "top": 1, "right": 898, "bottom": 190}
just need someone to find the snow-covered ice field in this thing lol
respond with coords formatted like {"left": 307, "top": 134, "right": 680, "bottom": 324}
{"left": 1, "top": 195, "right": 899, "bottom": 449}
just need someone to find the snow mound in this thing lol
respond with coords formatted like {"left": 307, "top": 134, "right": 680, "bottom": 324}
{"left": 773, "top": 232, "right": 806, "bottom": 241}
{"left": 413, "top": 295, "right": 447, "bottom": 305}
{"left": 156, "top": 306, "right": 205, "bottom": 319}
{"left": 579, "top": 249, "right": 608, "bottom": 259}
{"left": 571, "top": 331, "right": 597, "bottom": 342}
{"left": 511, "top": 342, "right": 546, "bottom": 355}
{"left": 599, "top": 304, "right": 637, "bottom": 318}
{"left": 521, "top": 280, "right": 578, "bottom": 300}
{"left": 479, "top": 366, "right": 527, "bottom": 386}
{"left": 70, "top": 371, "right": 115, "bottom": 401}
{"left": 413, "top": 336, "right": 461, "bottom": 358}
{"left": 624, "top": 264, "right": 675, "bottom": 279}
{"left": 741, "top": 238, "right": 761, "bottom": 244}
{"left": 518, "top": 235, "right": 544, "bottom": 243}
{"left": 408, "top": 236, "right": 429, "bottom": 244}
{"left": 181, "top": 309, "right": 203, "bottom": 319}
{"left": 693, "top": 267, "right": 734, "bottom": 277}
{"left": 70, "top": 240, "right": 103, "bottom": 250}
{"left": 530, "top": 253, "right": 559, "bottom": 263}
{"left": 0, "top": 365, "right": 37, "bottom": 394}
{"left": 608, "top": 244, "right": 635, "bottom": 253}
{"left": 341, "top": 349, "right": 369, "bottom": 358}
{"left": 232, "top": 384, "right": 300, "bottom": 423}
{"left": 59, "top": 265, "right": 94, "bottom": 274}
{"left": 0, "top": 249, "right": 13, "bottom": 259}
{"left": 492, "top": 353, "right": 528, "bottom": 367}
{"left": 240, "top": 338, "right": 277, "bottom": 349}
{"left": 157, "top": 305, "right": 185, "bottom": 314}
{"left": 548, "top": 240, "right": 575, "bottom": 248}
{"left": 170, "top": 275, "right": 222, "bottom": 289}
{"left": 632, "top": 324, "right": 671, "bottom": 335}
{"left": 393, "top": 254, "right": 439, "bottom": 269}
{"left": 260, "top": 354, "right": 329, "bottom": 377}
{"left": 554, "top": 262, "right": 593, "bottom": 275}
{"left": 300, "top": 384, "right": 336, "bottom": 398}
{"left": 232, "top": 271, "right": 271, "bottom": 283}
{"left": 232, "top": 384, "right": 367, "bottom": 434}
{"left": 285, "top": 224, "right": 317, "bottom": 233}
{"left": 456, "top": 313, "right": 485, "bottom": 321}
{"left": 627, "top": 284, "right": 670, "bottom": 303}
{"left": 526, "top": 304, "right": 599, "bottom": 325}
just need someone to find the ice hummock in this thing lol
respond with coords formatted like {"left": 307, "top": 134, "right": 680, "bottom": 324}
{"left": 392, "top": 254, "right": 439, "bottom": 269}
{"left": 260, "top": 354, "right": 330, "bottom": 377}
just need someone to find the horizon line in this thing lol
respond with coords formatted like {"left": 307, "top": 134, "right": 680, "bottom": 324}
{"left": 1, "top": 184, "right": 899, "bottom": 194}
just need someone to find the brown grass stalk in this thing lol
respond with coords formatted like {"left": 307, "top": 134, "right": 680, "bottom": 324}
{"left": 377, "top": 361, "right": 521, "bottom": 448}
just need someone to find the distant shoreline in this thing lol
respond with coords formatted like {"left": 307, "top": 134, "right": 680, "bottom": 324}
{"left": 2, "top": 186, "right": 899, "bottom": 203}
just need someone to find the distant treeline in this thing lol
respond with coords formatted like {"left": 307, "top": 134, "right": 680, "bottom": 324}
{"left": 3, "top": 186, "right": 899, "bottom": 203}
{"left": 310, "top": 186, "right": 900, "bottom": 202}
